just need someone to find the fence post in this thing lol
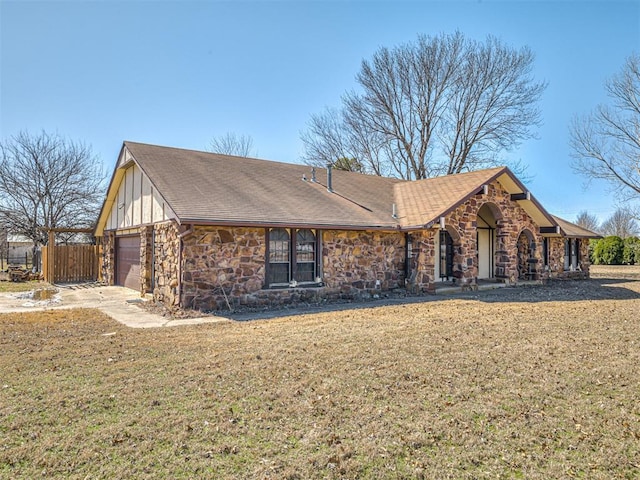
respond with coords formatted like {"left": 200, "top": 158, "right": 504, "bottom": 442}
{"left": 47, "top": 230, "right": 55, "bottom": 284}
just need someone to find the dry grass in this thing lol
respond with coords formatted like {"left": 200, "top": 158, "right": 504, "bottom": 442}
{"left": 2, "top": 267, "right": 640, "bottom": 479}
{"left": 0, "top": 279, "right": 48, "bottom": 293}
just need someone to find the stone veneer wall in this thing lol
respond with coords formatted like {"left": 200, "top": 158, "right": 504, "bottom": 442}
{"left": 178, "top": 227, "right": 407, "bottom": 311}
{"left": 406, "top": 229, "right": 437, "bottom": 293}
{"left": 140, "top": 226, "right": 153, "bottom": 293}
{"left": 153, "top": 221, "right": 181, "bottom": 308}
{"left": 411, "top": 180, "right": 544, "bottom": 291}
{"left": 322, "top": 230, "right": 406, "bottom": 295}
{"left": 546, "top": 237, "right": 590, "bottom": 279}
{"left": 101, "top": 231, "right": 116, "bottom": 286}
{"left": 181, "top": 226, "right": 266, "bottom": 311}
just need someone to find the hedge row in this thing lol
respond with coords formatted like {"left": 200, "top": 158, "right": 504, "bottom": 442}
{"left": 590, "top": 236, "right": 640, "bottom": 265}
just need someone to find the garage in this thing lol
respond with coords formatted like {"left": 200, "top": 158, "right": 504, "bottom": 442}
{"left": 116, "top": 235, "right": 141, "bottom": 291}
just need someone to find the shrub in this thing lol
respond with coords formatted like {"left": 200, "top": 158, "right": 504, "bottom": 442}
{"left": 623, "top": 237, "right": 640, "bottom": 264}
{"left": 592, "top": 236, "right": 624, "bottom": 265}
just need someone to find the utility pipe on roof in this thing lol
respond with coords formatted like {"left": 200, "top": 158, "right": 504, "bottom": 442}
{"left": 326, "top": 163, "right": 333, "bottom": 193}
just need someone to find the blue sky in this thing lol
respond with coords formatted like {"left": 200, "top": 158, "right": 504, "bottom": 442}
{"left": 1, "top": 0, "right": 638, "bottom": 223}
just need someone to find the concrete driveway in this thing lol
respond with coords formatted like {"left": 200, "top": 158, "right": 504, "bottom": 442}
{"left": 0, "top": 284, "right": 228, "bottom": 328}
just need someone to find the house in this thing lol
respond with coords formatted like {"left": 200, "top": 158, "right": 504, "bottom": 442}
{"left": 94, "top": 142, "right": 600, "bottom": 311}
{"left": 5, "top": 234, "right": 32, "bottom": 267}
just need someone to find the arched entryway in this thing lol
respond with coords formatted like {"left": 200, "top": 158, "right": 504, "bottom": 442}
{"left": 476, "top": 203, "right": 501, "bottom": 280}
{"left": 517, "top": 229, "right": 538, "bottom": 280}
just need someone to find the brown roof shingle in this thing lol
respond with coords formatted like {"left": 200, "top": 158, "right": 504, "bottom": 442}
{"left": 99, "top": 142, "right": 586, "bottom": 237}
{"left": 125, "top": 141, "right": 403, "bottom": 229}
{"left": 394, "top": 167, "right": 505, "bottom": 228}
{"left": 551, "top": 215, "right": 602, "bottom": 238}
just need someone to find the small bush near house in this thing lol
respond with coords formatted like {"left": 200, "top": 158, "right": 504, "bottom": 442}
{"left": 623, "top": 237, "right": 640, "bottom": 264}
{"left": 592, "top": 235, "right": 624, "bottom": 265}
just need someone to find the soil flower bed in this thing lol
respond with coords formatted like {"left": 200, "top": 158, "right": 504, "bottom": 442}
{"left": 1, "top": 265, "right": 639, "bottom": 479}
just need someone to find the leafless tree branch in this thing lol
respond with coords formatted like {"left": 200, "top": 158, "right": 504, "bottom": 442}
{"left": 208, "top": 132, "right": 256, "bottom": 157}
{"left": 0, "top": 131, "right": 106, "bottom": 247}
{"left": 570, "top": 53, "right": 640, "bottom": 204}
{"left": 301, "top": 32, "right": 545, "bottom": 180}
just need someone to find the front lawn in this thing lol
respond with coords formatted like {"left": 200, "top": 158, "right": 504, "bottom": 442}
{"left": 2, "top": 275, "right": 640, "bottom": 479}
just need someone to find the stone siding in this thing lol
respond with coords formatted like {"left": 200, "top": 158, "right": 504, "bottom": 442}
{"left": 406, "top": 230, "right": 437, "bottom": 293}
{"left": 140, "top": 226, "right": 153, "bottom": 293}
{"left": 179, "top": 227, "right": 406, "bottom": 311}
{"left": 322, "top": 230, "right": 406, "bottom": 294}
{"left": 410, "top": 180, "right": 544, "bottom": 291}
{"left": 153, "top": 222, "right": 181, "bottom": 308}
{"left": 546, "top": 237, "right": 590, "bottom": 280}
{"left": 102, "top": 194, "right": 591, "bottom": 311}
{"left": 181, "top": 226, "right": 266, "bottom": 311}
{"left": 101, "top": 231, "right": 115, "bottom": 285}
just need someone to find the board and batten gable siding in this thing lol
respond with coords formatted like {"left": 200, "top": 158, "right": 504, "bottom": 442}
{"left": 106, "top": 162, "right": 176, "bottom": 231}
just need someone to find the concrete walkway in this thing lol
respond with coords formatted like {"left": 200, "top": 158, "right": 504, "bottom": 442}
{"left": 0, "top": 284, "right": 228, "bottom": 328}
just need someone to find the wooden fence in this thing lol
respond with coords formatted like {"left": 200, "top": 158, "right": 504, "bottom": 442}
{"left": 42, "top": 244, "right": 102, "bottom": 284}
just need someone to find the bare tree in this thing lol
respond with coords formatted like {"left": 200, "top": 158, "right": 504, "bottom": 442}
{"left": 570, "top": 53, "right": 640, "bottom": 203}
{"left": 301, "top": 32, "right": 546, "bottom": 180}
{"left": 208, "top": 132, "right": 256, "bottom": 157}
{"left": 575, "top": 210, "right": 600, "bottom": 233}
{"left": 600, "top": 207, "right": 639, "bottom": 238}
{"left": 0, "top": 131, "right": 106, "bottom": 247}
{"left": 333, "top": 157, "right": 365, "bottom": 173}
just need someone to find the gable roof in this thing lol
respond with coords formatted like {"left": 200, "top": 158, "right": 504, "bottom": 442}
{"left": 394, "top": 167, "right": 555, "bottom": 229}
{"left": 551, "top": 215, "right": 602, "bottom": 238}
{"left": 95, "top": 141, "right": 583, "bottom": 236}
{"left": 111, "top": 141, "right": 402, "bottom": 230}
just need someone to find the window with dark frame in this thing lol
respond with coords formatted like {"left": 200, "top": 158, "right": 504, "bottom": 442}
{"left": 295, "top": 229, "right": 316, "bottom": 283}
{"left": 564, "top": 239, "right": 571, "bottom": 270}
{"left": 267, "top": 228, "right": 319, "bottom": 286}
{"left": 439, "top": 230, "right": 454, "bottom": 279}
{"left": 267, "top": 228, "right": 290, "bottom": 285}
{"left": 542, "top": 237, "right": 550, "bottom": 268}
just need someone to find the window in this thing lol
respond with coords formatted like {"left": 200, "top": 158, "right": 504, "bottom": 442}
{"left": 296, "top": 229, "right": 316, "bottom": 283}
{"left": 439, "top": 230, "right": 454, "bottom": 279}
{"left": 267, "top": 228, "right": 290, "bottom": 285}
{"left": 542, "top": 237, "right": 550, "bottom": 268}
{"left": 564, "top": 238, "right": 581, "bottom": 271}
{"left": 267, "top": 228, "right": 319, "bottom": 286}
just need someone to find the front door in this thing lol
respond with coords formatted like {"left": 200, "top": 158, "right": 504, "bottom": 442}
{"left": 477, "top": 228, "right": 494, "bottom": 279}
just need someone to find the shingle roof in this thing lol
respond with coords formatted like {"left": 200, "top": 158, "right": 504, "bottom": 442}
{"left": 551, "top": 215, "right": 602, "bottom": 238}
{"left": 125, "top": 141, "right": 402, "bottom": 229}
{"left": 394, "top": 167, "right": 506, "bottom": 228}
{"left": 96, "top": 142, "right": 582, "bottom": 236}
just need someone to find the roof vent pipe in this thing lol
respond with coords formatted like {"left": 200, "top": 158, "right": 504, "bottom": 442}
{"left": 392, "top": 203, "right": 398, "bottom": 219}
{"left": 326, "top": 163, "right": 333, "bottom": 193}
{"left": 311, "top": 167, "right": 317, "bottom": 183}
